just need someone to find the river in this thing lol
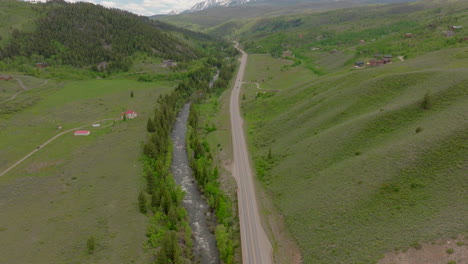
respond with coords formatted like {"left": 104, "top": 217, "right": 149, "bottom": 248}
{"left": 170, "top": 103, "right": 219, "bottom": 264}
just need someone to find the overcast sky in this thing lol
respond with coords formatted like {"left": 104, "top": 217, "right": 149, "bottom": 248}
{"left": 28, "top": 0, "right": 202, "bottom": 15}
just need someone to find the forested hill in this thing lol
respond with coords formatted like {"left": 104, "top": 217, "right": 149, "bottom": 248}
{"left": 0, "top": 0, "right": 204, "bottom": 72}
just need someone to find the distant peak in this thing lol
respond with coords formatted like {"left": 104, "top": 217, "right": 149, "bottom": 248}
{"left": 167, "top": 9, "right": 180, "bottom": 15}
{"left": 187, "top": 0, "right": 255, "bottom": 13}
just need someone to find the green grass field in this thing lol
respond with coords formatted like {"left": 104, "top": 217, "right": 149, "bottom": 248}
{"left": 0, "top": 78, "right": 173, "bottom": 264}
{"left": 241, "top": 48, "right": 468, "bottom": 263}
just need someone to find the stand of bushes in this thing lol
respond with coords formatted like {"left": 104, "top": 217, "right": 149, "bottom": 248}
{"left": 140, "top": 61, "right": 216, "bottom": 263}
{"left": 140, "top": 42, "right": 238, "bottom": 263}
{"left": 186, "top": 60, "right": 238, "bottom": 264}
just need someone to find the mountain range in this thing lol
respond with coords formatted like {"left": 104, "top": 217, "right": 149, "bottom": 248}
{"left": 187, "top": 0, "right": 256, "bottom": 13}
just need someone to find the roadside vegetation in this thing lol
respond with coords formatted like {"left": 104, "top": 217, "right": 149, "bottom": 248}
{"left": 186, "top": 59, "right": 239, "bottom": 263}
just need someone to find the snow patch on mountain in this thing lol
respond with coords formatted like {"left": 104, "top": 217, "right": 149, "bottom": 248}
{"left": 188, "top": 0, "right": 255, "bottom": 13}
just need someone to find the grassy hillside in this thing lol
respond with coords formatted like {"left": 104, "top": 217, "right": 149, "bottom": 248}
{"left": 155, "top": 0, "right": 380, "bottom": 32}
{"left": 241, "top": 46, "right": 468, "bottom": 263}
{"left": 240, "top": 0, "right": 468, "bottom": 61}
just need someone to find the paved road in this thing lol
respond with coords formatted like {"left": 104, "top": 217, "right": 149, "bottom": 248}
{"left": 230, "top": 42, "right": 273, "bottom": 264}
{"left": 0, "top": 118, "right": 118, "bottom": 177}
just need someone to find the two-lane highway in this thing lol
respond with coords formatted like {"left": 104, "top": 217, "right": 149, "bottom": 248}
{"left": 230, "top": 42, "right": 273, "bottom": 264}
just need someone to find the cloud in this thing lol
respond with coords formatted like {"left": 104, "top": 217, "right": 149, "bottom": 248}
{"left": 24, "top": 0, "right": 200, "bottom": 15}
{"left": 101, "top": 1, "right": 117, "bottom": 8}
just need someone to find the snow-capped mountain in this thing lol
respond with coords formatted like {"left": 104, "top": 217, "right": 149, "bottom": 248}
{"left": 167, "top": 10, "right": 180, "bottom": 15}
{"left": 188, "top": 0, "right": 256, "bottom": 13}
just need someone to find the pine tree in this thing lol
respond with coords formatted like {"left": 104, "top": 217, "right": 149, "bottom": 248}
{"left": 147, "top": 118, "right": 155, "bottom": 132}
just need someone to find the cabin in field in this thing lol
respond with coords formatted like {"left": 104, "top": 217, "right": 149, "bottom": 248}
{"left": 122, "top": 110, "right": 138, "bottom": 119}
{"left": 359, "top": 40, "right": 366, "bottom": 44}
{"left": 282, "top": 50, "right": 293, "bottom": 58}
{"left": 74, "top": 130, "right": 90, "bottom": 136}
{"left": 367, "top": 60, "right": 384, "bottom": 66}
{"left": 354, "top": 61, "right": 365, "bottom": 67}
{"left": 405, "top": 33, "right": 414, "bottom": 38}
{"left": 445, "top": 31, "right": 456, "bottom": 37}
{"left": 36, "top": 62, "right": 49, "bottom": 68}
{"left": 162, "top": 60, "right": 177, "bottom": 68}
{"left": 451, "top": 26, "right": 463, "bottom": 30}
{"left": 0, "top": 75, "right": 13, "bottom": 81}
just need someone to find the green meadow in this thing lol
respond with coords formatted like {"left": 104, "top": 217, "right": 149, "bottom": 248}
{"left": 241, "top": 48, "right": 468, "bottom": 263}
{"left": 0, "top": 78, "right": 173, "bottom": 264}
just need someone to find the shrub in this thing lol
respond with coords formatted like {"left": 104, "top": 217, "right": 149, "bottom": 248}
{"left": 415, "top": 127, "right": 423, "bottom": 133}
{"left": 87, "top": 236, "right": 95, "bottom": 254}
{"left": 421, "top": 92, "right": 431, "bottom": 110}
{"left": 138, "top": 191, "right": 147, "bottom": 214}
{"left": 446, "top": 248, "right": 454, "bottom": 254}
{"left": 447, "top": 261, "right": 456, "bottom": 264}
{"left": 410, "top": 241, "right": 422, "bottom": 250}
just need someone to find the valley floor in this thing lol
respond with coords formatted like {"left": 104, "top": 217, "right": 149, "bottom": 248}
{"left": 0, "top": 78, "right": 172, "bottom": 263}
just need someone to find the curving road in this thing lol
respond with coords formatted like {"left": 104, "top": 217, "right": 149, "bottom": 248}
{"left": 230, "top": 42, "right": 273, "bottom": 264}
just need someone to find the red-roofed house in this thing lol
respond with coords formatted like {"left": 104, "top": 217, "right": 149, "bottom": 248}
{"left": 122, "top": 110, "right": 138, "bottom": 119}
{"left": 74, "top": 130, "right": 90, "bottom": 136}
{"left": 0, "top": 75, "right": 13, "bottom": 81}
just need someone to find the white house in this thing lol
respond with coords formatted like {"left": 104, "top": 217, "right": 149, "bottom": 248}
{"left": 122, "top": 110, "right": 138, "bottom": 119}
{"left": 74, "top": 130, "right": 90, "bottom": 136}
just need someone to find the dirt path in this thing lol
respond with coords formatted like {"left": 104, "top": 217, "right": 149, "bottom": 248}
{"left": 0, "top": 77, "right": 48, "bottom": 104}
{"left": 0, "top": 118, "right": 118, "bottom": 177}
{"left": 230, "top": 41, "right": 273, "bottom": 264}
{"left": 243, "top": 81, "right": 261, "bottom": 89}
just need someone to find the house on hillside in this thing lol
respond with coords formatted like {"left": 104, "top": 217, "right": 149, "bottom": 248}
{"left": 354, "top": 61, "right": 365, "bottom": 68}
{"left": 367, "top": 60, "right": 384, "bottom": 66}
{"left": 330, "top": 49, "right": 337, "bottom": 54}
{"left": 282, "top": 50, "right": 293, "bottom": 58}
{"left": 36, "top": 62, "right": 49, "bottom": 68}
{"left": 451, "top": 26, "right": 463, "bottom": 30}
{"left": 74, "top": 130, "right": 90, "bottom": 136}
{"left": 405, "top": 33, "right": 414, "bottom": 38}
{"left": 122, "top": 110, "right": 138, "bottom": 119}
{"left": 97, "top": 61, "right": 108, "bottom": 71}
{"left": 359, "top": 40, "right": 366, "bottom": 44}
{"left": 384, "top": 54, "right": 393, "bottom": 59}
{"left": 445, "top": 30, "right": 456, "bottom": 37}
{"left": 162, "top": 60, "right": 177, "bottom": 68}
{"left": 0, "top": 75, "right": 13, "bottom": 81}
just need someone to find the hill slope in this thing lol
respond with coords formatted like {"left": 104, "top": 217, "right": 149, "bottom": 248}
{"left": 0, "top": 0, "right": 202, "bottom": 73}
{"left": 242, "top": 46, "right": 468, "bottom": 264}
{"left": 224, "top": 1, "right": 468, "bottom": 263}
